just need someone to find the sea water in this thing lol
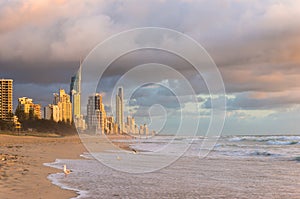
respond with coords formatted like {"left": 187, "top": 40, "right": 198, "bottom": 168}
{"left": 44, "top": 135, "right": 300, "bottom": 198}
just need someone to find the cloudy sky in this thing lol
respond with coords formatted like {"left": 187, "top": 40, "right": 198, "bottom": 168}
{"left": 1, "top": 0, "right": 300, "bottom": 135}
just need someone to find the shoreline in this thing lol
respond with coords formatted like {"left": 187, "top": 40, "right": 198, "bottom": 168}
{"left": 0, "top": 133, "right": 133, "bottom": 199}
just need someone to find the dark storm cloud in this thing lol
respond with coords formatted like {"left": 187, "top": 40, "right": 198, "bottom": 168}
{"left": 0, "top": 60, "right": 78, "bottom": 84}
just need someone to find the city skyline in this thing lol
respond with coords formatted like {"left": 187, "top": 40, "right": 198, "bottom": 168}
{"left": 0, "top": 74, "right": 153, "bottom": 136}
{"left": 1, "top": 1, "right": 300, "bottom": 135}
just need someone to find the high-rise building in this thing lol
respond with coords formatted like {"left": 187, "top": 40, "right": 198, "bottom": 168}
{"left": 56, "top": 89, "right": 72, "bottom": 123}
{"left": 144, "top": 124, "right": 149, "bottom": 136}
{"left": 87, "top": 93, "right": 106, "bottom": 134}
{"left": 0, "top": 79, "right": 13, "bottom": 121}
{"left": 139, "top": 125, "right": 144, "bottom": 135}
{"left": 116, "top": 87, "right": 124, "bottom": 133}
{"left": 44, "top": 104, "right": 59, "bottom": 122}
{"left": 126, "top": 115, "right": 136, "bottom": 134}
{"left": 18, "top": 97, "right": 33, "bottom": 114}
{"left": 44, "top": 105, "right": 52, "bottom": 120}
{"left": 74, "top": 115, "right": 86, "bottom": 131}
{"left": 18, "top": 97, "right": 41, "bottom": 119}
{"left": 87, "top": 94, "right": 100, "bottom": 130}
{"left": 52, "top": 105, "right": 60, "bottom": 122}
{"left": 53, "top": 93, "right": 59, "bottom": 105}
{"left": 135, "top": 125, "right": 139, "bottom": 135}
{"left": 70, "top": 62, "right": 81, "bottom": 119}
{"left": 105, "top": 116, "right": 114, "bottom": 134}
{"left": 33, "top": 104, "right": 41, "bottom": 119}
{"left": 99, "top": 103, "right": 106, "bottom": 134}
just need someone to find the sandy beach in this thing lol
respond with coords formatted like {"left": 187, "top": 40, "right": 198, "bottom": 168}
{"left": 0, "top": 134, "right": 87, "bottom": 199}
{"left": 0, "top": 133, "right": 135, "bottom": 199}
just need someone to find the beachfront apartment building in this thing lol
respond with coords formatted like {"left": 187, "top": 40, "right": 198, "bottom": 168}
{"left": 18, "top": 97, "right": 41, "bottom": 119}
{"left": 57, "top": 89, "right": 72, "bottom": 124}
{"left": 45, "top": 89, "right": 72, "bottom": 124}
{"left": 0, "top": 79, "right": 13, "bottom": 121}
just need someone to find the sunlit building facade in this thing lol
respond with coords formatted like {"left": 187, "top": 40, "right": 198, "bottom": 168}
{"left": 18, "top": 97, "right": 41, "bottom": 119}
{"left": 55, "top": 89, "right": 72, "bottom": 123}
{"left": 0, "top": 79, "right": 13, "bottom": 121}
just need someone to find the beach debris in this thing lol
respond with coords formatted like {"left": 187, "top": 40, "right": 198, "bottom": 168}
{"left": 132, "top": 148, "right": 138, "bottom": 154}
{"left": 22, "top": 168, "right": 29, "bottom": 175}
{"left": 63, "top": 164, "right": 71, "bottom": 176}
{"left": 116, "top": 156, "right": 121, "bottom": 160}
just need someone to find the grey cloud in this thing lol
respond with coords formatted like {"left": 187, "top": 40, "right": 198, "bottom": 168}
{"left": 1, "top": 0, "right": 300, "bottom": 110}
{"left": 128, "top": 84, "right": 181, "bottom": 109}
{"left": 203, "top": 92, "right": 300, "bottom": 110}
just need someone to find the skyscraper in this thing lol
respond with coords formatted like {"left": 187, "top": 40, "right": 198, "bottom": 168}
{"left": 87, "top": 93, "right": 106, "bottom": 134}
{"left": 56, "top": 89, "right": 72, "bottom": 123}
{"left": 116, "top": 87, "right": 124, "bottom": 133}
{"left": 44, "top": 104, "right": 59, "bottom": 122}
{"left": 0, "top": 79, "right": 13, "bottom": 121}
{"left": 70, "top": 61, "right": 81, "bottom": 119}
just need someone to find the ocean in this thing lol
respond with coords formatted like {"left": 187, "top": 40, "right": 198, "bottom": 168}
{"left": 44, "top": 135, "right": 300, "bottom": 198}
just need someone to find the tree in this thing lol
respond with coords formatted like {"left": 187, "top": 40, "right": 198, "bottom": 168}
{"left": 0, "top": 120, "right": 14, "bottom": 131}
{"left": 29, "top": 109, "right": 35, "bottom": 120}
{"left": 15, "top": 106, "right": 27, "bottom": 121}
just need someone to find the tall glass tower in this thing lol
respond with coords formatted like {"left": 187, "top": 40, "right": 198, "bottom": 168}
{"left": 70, "top": 61, "right": 81, "bottom": 119}
{"left": 116, "top": 87, "right": 124, "bottom": 132}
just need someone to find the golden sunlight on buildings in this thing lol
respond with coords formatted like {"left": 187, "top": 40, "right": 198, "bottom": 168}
{"left": 0, "top": 79, "right": 13, "bottom": 121}
{"left": 17, "top": 97, "right": 41, "bottom": 119}
{"left": 44, "top": 89, "right": 72, "bottom": 124}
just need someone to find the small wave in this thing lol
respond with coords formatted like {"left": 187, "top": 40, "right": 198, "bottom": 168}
{"left": 267, "top": 140, "right": 299, "bottom": 145}
{"left": 228, "top": 136, "right": 300, "bottom": 143}
{"left": 228, "top": 137, "right": 245, "bottom": 142}
{"left": 293, "top": 157, "right": 300, "bottom": 162}
{"left": 249, "top": 151, "right": 275, "bottom": 157}
{"left": 213, "top": 149, "right": 278, "bottom": 158}
{"left": 44, "top": 160, "right": 89, "bottom": 199}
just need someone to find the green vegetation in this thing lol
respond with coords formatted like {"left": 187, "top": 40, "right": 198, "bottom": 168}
{"left": 20, "top": 119, "right": 77, "bottom": 136}
{"left": 0, "top": 120, "right": 15, "bottom": 131}
{"left": 0, "top": 108, "right": 77, "bottom": 136}
{"left": 15, "top": 105, "right": 39, "bottom": 121}
{"left": 0, "top": 118, "right": 77, "bottom": 136}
